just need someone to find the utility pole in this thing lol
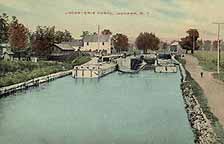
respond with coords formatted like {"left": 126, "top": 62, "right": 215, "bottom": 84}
{"left": 193, "top": 35, "right": 195, "bottom": 54}
{"left": 213, "top": 22, "right": 224, "bottom": 74}
{"left": 97, "top": 24, "right": 100, "bottom": 53}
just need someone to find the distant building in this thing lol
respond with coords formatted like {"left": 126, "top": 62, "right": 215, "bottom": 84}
{"left": 169, "top": 41, "right": 184, "bottom": 55}
{"left": 82, "top": 34, "right": 112, "bottom": 54}
{"left": 51, "top": 34, "right": 113, "bottom": 58}
{"left": 0, "top": 43, "right": 14, "bottom": 60}
{"left": 62, "top": 39, "right": 83, "bottom": 51}
{"left": 51, "top": 43, "right": 75, "bottom": 57}
{"left": 3, "top": 50, "right": 14, "bottom": 61}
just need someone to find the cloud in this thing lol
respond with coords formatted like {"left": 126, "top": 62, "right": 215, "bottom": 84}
{"left": 0, "top": 0, "right": 223, "bottom": 40}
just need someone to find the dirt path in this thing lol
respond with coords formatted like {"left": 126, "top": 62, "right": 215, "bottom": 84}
{"left": 184, "top": 54, "right": 224, "bottom": 127}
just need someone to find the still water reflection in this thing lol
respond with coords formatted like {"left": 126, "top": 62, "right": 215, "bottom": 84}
{"left": 0, "top": 71, "right": 194, "bottom": 144}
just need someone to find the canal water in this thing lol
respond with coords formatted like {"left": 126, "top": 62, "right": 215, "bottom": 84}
{"left": 0, "top": 71, "right": 194, "bottom": 144}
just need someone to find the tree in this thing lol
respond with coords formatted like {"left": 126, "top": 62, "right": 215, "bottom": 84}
{"left": 161, "top": 42, "right": 168, "bottom": 52}
{"left": 135, "top": 32, "right": 160, "bottom": 53}
{"left": 55, "top": 29, "right": 73, "bottom": 43}
{"left": 101, "top": 29, "right": 112, "bottom": 35}
{"left": 112, "top": 33, "right": 129, "bottom": 53}
{"left": 92, "top": 32, "right": 97, "bottom": 35}
{"left": 80, "top": 31, "right": 91, "bottom": 38}
{"left": 204, "top": 40, "right": 212, "bottom": 51}
{"left": 63, "top": 29, "right": 72, "bottom": 42}
{"left": 0, "top": 13, "right": 10, "bottom": 43}
{"left": 54, "top": 30, "right": 64, "bottom": 43}
{"left": 180, "top": 29, "right": 199, "bottom": 54}
{"left": 31, "top": 26, "right": 55, "bottom": 57}
{"left": 197, "top": 39, "right": 203, "bottom": 50}
{"left": 8, "top": 17, "right": 29, "bottom": 56}
{"left": 212, "top": 40, "right": 222, "bottom": 51}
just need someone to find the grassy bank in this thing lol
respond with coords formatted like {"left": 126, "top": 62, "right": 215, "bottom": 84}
{"left": 0, "top": 60, "right": 72, "bottom": 87}
{"left": 72, "top": 56, "right": 91, "bottom": 66}
{"left": 178, "top": 57, "right": 224, "bottom": 144}
{"left": 0, "top": 55, "right": 91, "bottom": 88}
{"left": 193, "top": 51, "right": 224, "bottom": 81}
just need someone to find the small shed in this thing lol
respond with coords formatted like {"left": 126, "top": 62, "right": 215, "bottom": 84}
{"left": 52, "top": 43, "right": 75, "bottom": 55}
{"left": 50, "top": 43, "right": 76, "bottom": 61}
{"left": 0, "top": 43, "right": 10, "bottom": 59}
{"left": 3, "top": 50, "right": 14, "bottom": 61}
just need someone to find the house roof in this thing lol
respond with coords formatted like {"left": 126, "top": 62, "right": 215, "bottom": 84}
{"left": 54, "top": 43, "right": 75, "bottom": 51}
{"left": 0, "top": 43, "right": 10, "bottom": 48}
{"left": 83, "top": 35, "right": 111, "bottom": 42}
{"left": 4, "top": 50, "right": 14, "bottom": 55}
{"left": 170, "top": 41, "right": 179, "bottom": 46}
{"left": 61, "top": 39, "right": 83, "bottom": 47}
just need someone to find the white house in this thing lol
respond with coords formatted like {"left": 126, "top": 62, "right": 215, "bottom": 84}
{"left": 0, "top": 43, "right": 13, "bottom": 60}
{"left": 82, "top": 34, "right": 112, "bottom": 54}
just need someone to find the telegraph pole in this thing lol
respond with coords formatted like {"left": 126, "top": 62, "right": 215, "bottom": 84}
{"left": 193, "top": 35, "right": 195, "bottom": 54}
{"left": 97, "top": 24, "right": 100, "bottom": 52}
{"left": 213, "top": 22, "right": 224, "bottom": 74}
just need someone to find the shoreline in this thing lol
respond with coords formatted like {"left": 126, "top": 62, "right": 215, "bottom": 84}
{"left": 0, "top": 70, "right": 72, "bottom": 97}
{"left": 177, "top": 58, "right": 217, "bottom": 144}
{"left": 1, "top": 56, "right": 219, "bottom": 143}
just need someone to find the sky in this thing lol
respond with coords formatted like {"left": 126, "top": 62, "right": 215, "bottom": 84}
{"left": 1, "top": 0, "right": 224, "bottom": 41}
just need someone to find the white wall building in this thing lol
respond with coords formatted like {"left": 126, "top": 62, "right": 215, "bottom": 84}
{"left": 82, "top": 35, "right": 112, "bottom": 54}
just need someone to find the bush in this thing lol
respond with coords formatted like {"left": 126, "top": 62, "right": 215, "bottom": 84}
{"left": 0, "top": 60, "right": 73, "bottom": 87}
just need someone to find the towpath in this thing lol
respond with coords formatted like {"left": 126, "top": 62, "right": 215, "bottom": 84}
{"left": 184, "top": 54, "right": 224, "bottom": 127}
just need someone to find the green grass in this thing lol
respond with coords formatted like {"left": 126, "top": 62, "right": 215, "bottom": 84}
{"left": 0, "top": 55, "right": 91, "bottom": 87}
{"left": 72, "top": 56, "right": 91, "bottom": 66}
{"left": 193, "top": 51, "right": 224, "bottom": 81}
{"left": 0, "top": 60, "right": 72, "bottom": 87}
{"left": 180, "top": 58, "right": 224, "bottom": 144}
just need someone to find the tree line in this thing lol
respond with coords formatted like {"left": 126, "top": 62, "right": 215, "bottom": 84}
{"left": 3, "top": 13, "right": 199, "bottom": 56}
{"left": 0, "top": 13, "right": 73, "bottom": 58}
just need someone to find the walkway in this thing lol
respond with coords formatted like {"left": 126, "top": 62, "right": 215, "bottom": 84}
{"left": 184, "top": 54, "right": 224, "bottom": 127}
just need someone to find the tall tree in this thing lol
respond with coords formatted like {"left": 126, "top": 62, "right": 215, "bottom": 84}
{"left": 8, "top": 17, "right": 29, "bottom": 52}
{"left": 135, "top": 32, "right": 160, "bottom": 53}
{"left": 63, "top": 29, "right": 73, "bottom": 42}
{"left": 180, "top": 29, "right": 199, "bottom": 54}
{"left": 54, "top": 30, "right": 73, "bottom": 43}
{"left": 112, "top": 33, "right": 129, "bottom": 53}
{"left": 161, "top": 42, "right": 168, "bottom": 52}
{"left": 54, "top": 30, "right": 64, "bottom": 44}
{"left": 31, "top": 26, "right": 55, "bottom": 57}
{"left": 0, "top": 13, "right": 10, "bottom": 43}
{"left": 101, "top": 29, "right": 112, "bottom": 35}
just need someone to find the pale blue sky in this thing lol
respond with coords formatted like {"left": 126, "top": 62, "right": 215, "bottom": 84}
{"left": 1, "top": 0, "right": 224, "bottom": 41}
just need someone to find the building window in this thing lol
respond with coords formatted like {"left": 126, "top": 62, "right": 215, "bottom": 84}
{"left": 102, "top": 42, "right": 104, "bottom": 46}
{"left": 87, "top": 42, "right": 89, "bottom": 46}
